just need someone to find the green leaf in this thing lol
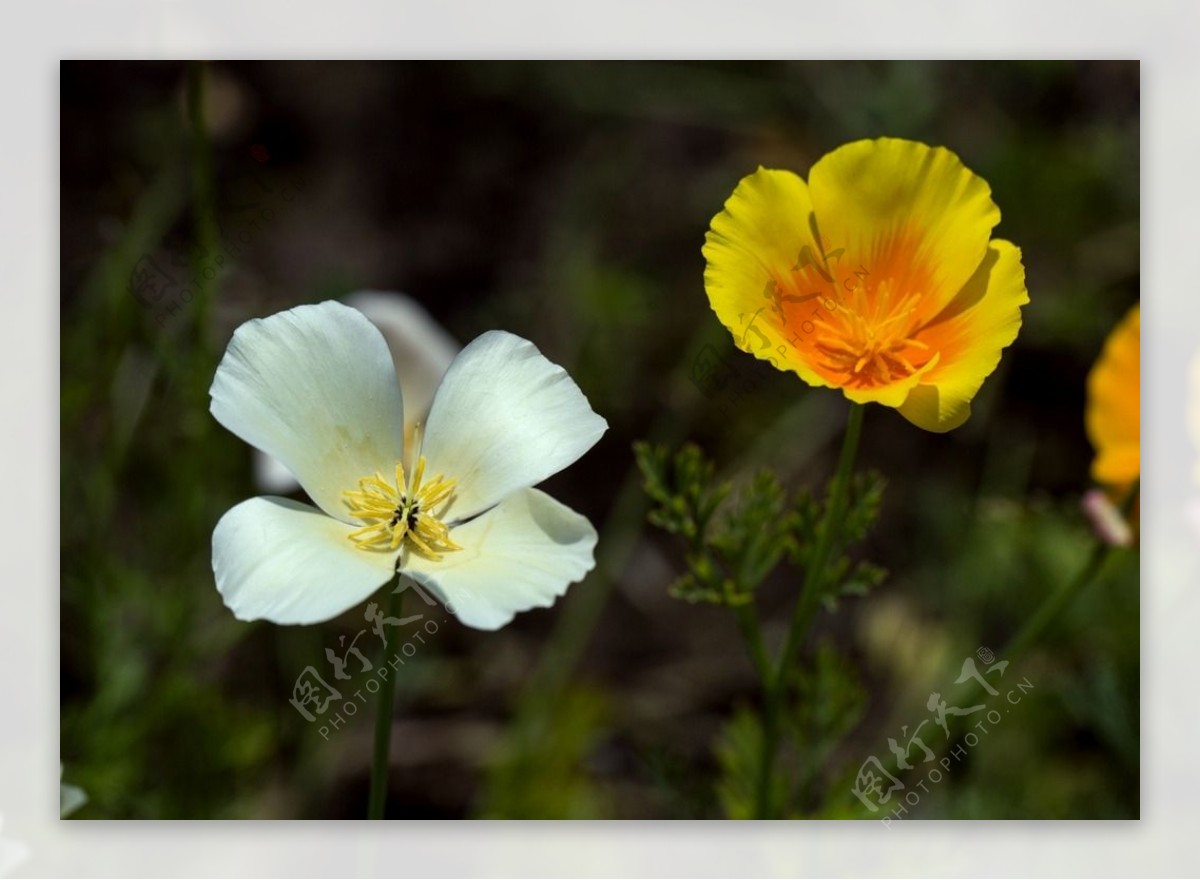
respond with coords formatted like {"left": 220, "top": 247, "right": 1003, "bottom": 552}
{"left": 712, "top": 469, "right": 793, "bottom": 592}
{"left": 637, "top": 442, "right": 886, "bottom": 614}
{"left": 841, "top": 470, "right": 887, "bottom": 545}
{"left": 821, "top": 559, "right": 888, "bottom": 611}
{"left": 714, "top": 706, "right": 789, "bottom": 819}
{"left": 635, "top": 441, "right": 730, "bottom": 544}
{"left": 784, "top": 642, "right": 867, "bottom": 813}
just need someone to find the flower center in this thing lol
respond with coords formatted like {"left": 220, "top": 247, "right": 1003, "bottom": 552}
{"left": 805, "top": 277, "right": 932, "bottom": 388}
{"left": 342, "top": 457, "right": 462, "bottom": 558}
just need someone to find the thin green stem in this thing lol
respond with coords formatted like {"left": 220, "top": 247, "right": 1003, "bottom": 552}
{"left": 754, "top": 402, "right": 865, "bottom": 819}
{"left": 779, "top": 402, "right": 865, "bottom": 678}
{"left": 1001, "top": 541, "right": 1112, "bottom": 664}
{"left": 185, "top": 61, "right": 219, "bottom": 361}
{"left": 937, "top": 537, "right": 1116, "bottom": 777}
{"left": 936, "top": 481, "right": 1138, "bottom": 766}
{"left": 1000, "top": 480, "right": 1138, "bottom": 665}
{"left": 182, "top": 62, "right": 225, "bottom": 552}
{"left": 733, "top": 601, "right": 771, "bottom": 684}
{"left": 367, "top": 578, "right": 403, "bottom": 819}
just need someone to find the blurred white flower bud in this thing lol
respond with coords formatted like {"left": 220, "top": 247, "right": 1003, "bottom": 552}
{"left": 1081, "top": 489, "right": 1134, "bottom": 548}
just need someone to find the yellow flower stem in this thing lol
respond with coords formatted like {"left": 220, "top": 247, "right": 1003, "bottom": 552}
{"left": 1001, "top": 480, "right": 1138, "bottom": 665}
{"left": 367, "top": 573, "right": 404, "bottom": 819}
{"left": 756, "top": 402, "right": 865, "bottom": 819}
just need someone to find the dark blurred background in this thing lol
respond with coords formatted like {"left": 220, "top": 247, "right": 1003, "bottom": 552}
{"left": 60, "top": 60, "right": 1139, "bottom": 818}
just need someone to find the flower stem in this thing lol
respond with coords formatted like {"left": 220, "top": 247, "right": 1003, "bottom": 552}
{"left": 185, "top": 61, "right": 218, "bottom": 360}
{"left": 1001, "top": 481, "right": 1138, "bottom": 665}
{"left": 780, "top": 403, "right": 865, "bottom": 681}
{"left": 733, "top": 601, "right": 771, "bottom": 683}
{"left": 1002, "top": 542, "right": 1111, "bottom": 664}
{"left": 933, "top": 482, "right": 1138, "bottom": 769}
{"left": 754, "top": 402, "right": 865, "bottom": 818}
{"left": 367, "top": 576, "right": 404, "bottom": 819}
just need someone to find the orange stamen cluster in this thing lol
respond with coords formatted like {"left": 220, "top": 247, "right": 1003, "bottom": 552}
{"left": 808, "top": 277, "right": 933, "bottom": 388}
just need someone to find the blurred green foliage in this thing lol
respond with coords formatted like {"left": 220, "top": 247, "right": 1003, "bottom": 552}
{"left": 61, "top": 60, "right": 1138, "bottom": 819}
{"left": 716, "top": 643, "right": 867, "bottom": 819}
{"left": 635, "top": 439, "right": 885, "bottom": 817}
{"left": 634, "top": 441, "right": 886, "bottom": 611}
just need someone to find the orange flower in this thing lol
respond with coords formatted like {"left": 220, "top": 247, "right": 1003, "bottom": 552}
{"left": 1085, "top": 304, "right": 1140, "bottom": 488}
{"left": 703, "top": 138, "right": 1029, "bottom": 432}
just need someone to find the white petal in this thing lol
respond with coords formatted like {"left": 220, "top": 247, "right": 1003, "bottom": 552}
{"left": 254, "top": 450, "right": 300, "bottom": 494}
{"left": 344, "top": 291, "right": 459, "bottom": 430}
{"left": 402, "top": 488, "right": 597, "bottom": 630}
{"left": 211, "top": 300, "right": 405, "bottom": 522}
{"left": 420, "top": 331, "right": 607, "bottom": 520}
{"left": 213, "top": 496, "right": 398, "bottom": 625}
{"left": 251, "top": 293, "right": 458, "bottom": 495}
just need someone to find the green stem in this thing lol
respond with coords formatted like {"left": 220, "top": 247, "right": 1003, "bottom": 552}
{"left": 936, "top": 481, "right": 1138, "bottom": 763}
{"left": 779, "top": 402, "right": 865, "bottom": 678}
{"left": 1000, "top": 480, "right": 1138, "bottom": 665}
{"left": 367, "top": 578, "right": 403, "bottom": 819}
{"left": 185, "top": 61, "right": 218, "bottom": 361}
{"left": 1001, "top": 541, "right": 1111, "bottom": 664}
{"left": 754, "top": 402, "right": 865, "bottom": 819}
{"left": 733, "top": 602, "right": 771, "bottom": 684}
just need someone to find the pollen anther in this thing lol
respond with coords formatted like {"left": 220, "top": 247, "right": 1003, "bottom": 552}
{"left": 799, "top": 274, "right": 934, "bottom": 388}
{"left": 342, "top": 457, "right": 462, "bottom": 558}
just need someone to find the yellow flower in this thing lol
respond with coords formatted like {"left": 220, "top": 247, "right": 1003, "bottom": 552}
{"left": 1085, "top": 304, "right": 1140, "bottom": 488}
{"left": 703, "top": 137, "right": 1029, "bottom": 432}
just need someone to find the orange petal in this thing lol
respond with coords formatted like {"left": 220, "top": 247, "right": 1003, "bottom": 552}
{"left": 897, "top": 240, "right": 1029, "bottom": 432}
{"left": 808, "top": 138, "right": 1000, "bottom": 320}
{"left": 1086, "top": 305, "right": 1140, "bottom": 486}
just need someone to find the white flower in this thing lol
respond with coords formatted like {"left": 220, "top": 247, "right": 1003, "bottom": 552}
{"left": 210, "top": 300, "right": 607, "bottom": 630}
{"left": 254, "top": 292, "right": 459, "bottom": 493}
{"left": 0, "top": 815, "right": 29, "bottom": 878}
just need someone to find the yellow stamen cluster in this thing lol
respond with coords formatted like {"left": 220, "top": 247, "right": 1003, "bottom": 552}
{"left": 343, "top": 457, "right": 462, "bottom": 558}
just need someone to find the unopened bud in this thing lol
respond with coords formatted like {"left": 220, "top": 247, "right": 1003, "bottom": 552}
{"left": 1081, "top": 489, "right": 1134, "bottom": 547}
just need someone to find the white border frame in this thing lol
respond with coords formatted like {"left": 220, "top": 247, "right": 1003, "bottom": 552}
{"left": 9, "top": 1, "right": 1196, "bottom": 876}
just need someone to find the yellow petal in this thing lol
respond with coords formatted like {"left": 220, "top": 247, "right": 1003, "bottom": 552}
{"left": 808, "top": 138, "right": 1000, "bottom": 319}
{"left": 897, "top": 240, "right": 1029, "bottom": 432}
{"left": 702, "top": 167, "right": 836, "bottom": 387}
{"left": 1086, "top": 305, "right": 1140, "bottom": 486}
{"left": 844, "top": 351, "right": 941, "bottom": 408}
